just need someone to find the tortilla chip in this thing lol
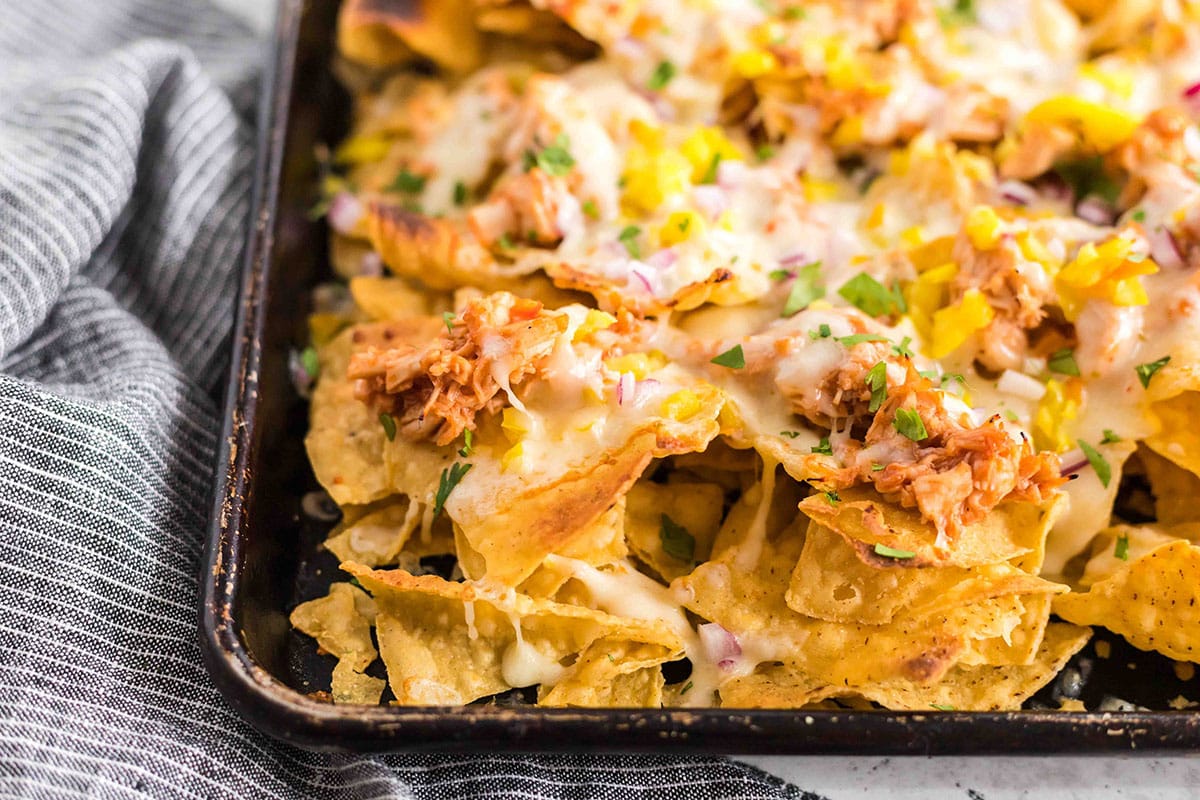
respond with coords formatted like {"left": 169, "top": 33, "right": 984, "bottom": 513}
{"left": 1143, "top": 344, "right": 1200, "bottom": 479}
{"left": 1076, "top": 523, "right": 1200, "bottom": 588}
{"left": 545, "top": 263, "right": 745, "bottom": 315}
{"left": 345, "top": 564, "right": 683, "bottom": 705}
{"left": 519, "top": 500, "right": 628, "bottom": 599}
{"left": 1140, "top": 446, "right": 1200, "bottom": 524}
{"left": 786, "top": 522, "right": 1065, "bottom": 627}
{"left": 538, "top": 638, "right": 672, "bottom": 707}
{"left": 717, "top": 666, "right": 837, "bottom": 709}
{"left": 856, "top": 623, "right": 1092, "bottom": 711}
{"left": 290, "top": 582, "right": 379, "bottom": 672}
{"left": 331, "top": 659, "right": 387, "bottom": 705}
{"left": 623, "top": 480, "right": 724, "bottom": 581}
{"left": 961, "top": 593, "right": 1052, "bottom": 667}
{"left": 325, "top": 497, "right": 434, "bottom": 567}
{"left": 445, "top": 382, "right": 723, "bottom": 585}
{"left": 798, "top": 485, "right": 1063, "bottom": 569}
{"left": 1054, "top": 539, "right": 1200, "bottom": 662}
{"left": 338, "top": 0, "right": 484, "bottom": 73}
{"left": 349, "top": 275, "right": 444, "bottom": 321}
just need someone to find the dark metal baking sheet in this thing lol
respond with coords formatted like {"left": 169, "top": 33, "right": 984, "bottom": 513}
{"left": 200, "top": 0, "right": 1200, "bottom": 753}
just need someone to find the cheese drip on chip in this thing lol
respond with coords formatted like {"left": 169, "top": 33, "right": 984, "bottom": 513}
{"left": 292, "top": 0, "right": 1200, "bottom": 709}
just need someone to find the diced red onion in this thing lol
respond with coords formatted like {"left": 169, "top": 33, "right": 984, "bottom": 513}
{"left": 997, "top": 180, "right": 1035, "bottom": 207}
{"left": 1037, "top": 174, "right": 1072, "bottom": 203}
{"left": 646, "top": 248, "right": 678, "bottom": 269}
{"left": 360, "top": 251, "right": 384, "bottom": 277}
{"left": 288, "top": 349, "right": 314, "bottom": 398}
{"left": 778, "top": 251, "right": 810, "bottom": 267}
{"left": 1076, "top": 196, "right": 1116, "bottom": 226}
{"left": 616, "top": 372, "right": 636, "bottom": 406}
{"left": 327, "top": 191, "right": 363, "bottom": 234}
{"left": 1148, "top": 225, "right": 1186, "bottom": 270}
{"left": 1060, "top": 449, "right": 1088, "bottom": 477}
{"left": 629, "top": 269, "right": 654, "bottom": 293}
{"left": 611, "top": 36, "right": 645, "bottom": 60}
{"left": 1184, "top": 81, "right": 1200, "bottom": 98}
{"left": 698, "top": 623, "right": 741, "bottom": 670}
{"left": 691, "top": 185, "right": 730, "bottom": 220}
{"left": 717, "top": 159, "right": 748, "bottom": 191}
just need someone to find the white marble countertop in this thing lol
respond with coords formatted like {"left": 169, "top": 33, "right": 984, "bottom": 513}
{"left": 214, "top": 0, "right": 1199, "bottom": 794}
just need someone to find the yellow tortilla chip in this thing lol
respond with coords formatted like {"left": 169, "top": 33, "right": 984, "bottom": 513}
{"left": 623, "top": 480, "right": 724, "bottom": 581}
{"left": 1055, "top": 539, "right": 1200, "bottom": 662}
{"left": 345, "top": 564, "right": 683, "bottom": 705}
{"left": 798, "top": 485, "right": 1063, "bottom": 569}
{"left": 349, "top": 275, "right": 444, "bottom": 321}
{"left": 1139, "top": 446, "right": 1200, "bottom": 524}
{"left": 325, "top": 497, "right": 456, "bottom": 567}
{"left": 538, "top": 638, "right": 672, "bottom": 707}
{"left": 1143, "top": 344, "right": 1200, "bottom": 479}
{"left": 787, "top": 522, "right": 1065, "bottom": 627}
{"left": 1076, "top": 523, "right": 1200, "bottom": 588}
{"left": 289, "top": 582, "right": 379, "bottom": 672}
{"left": 717, "top": 666, "right": 837, "bottom": 709}
{"left": 338, "top": 0, "right": 484, "bottom": 73}
{"left": 331, "top": 660, "right": 386, "bottom": 705}
{"left": 519, "top": 500, "right": 628, "bottom": 599}
{"left": 446, "top": 382, "right": 723, "bottom": 585}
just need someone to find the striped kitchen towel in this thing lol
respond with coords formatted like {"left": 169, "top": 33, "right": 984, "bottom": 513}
{"left": 0, "top": 1, "right": 808, "bottom": 797}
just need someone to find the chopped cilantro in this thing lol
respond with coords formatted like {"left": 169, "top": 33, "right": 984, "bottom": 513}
{"left": 660, "top": 514, "right": 696, "bottom": 561}
{"left": 866, "top": 361, "right": 888, "bottom": 412}
{"left": 1135, "top": 356, "right": 1170, "bottom": 388}
{"left": 1077, "top": 439, "right": 1111, "bottom": 488}
{"left": 1003, "top": 409, "right": 1019, "bottom": 423}
{"left": 607, "top": 653, "right": 617, "bottom": 663}
{"left": 871, "top": 463, "right": 885, "bottom": 472}
{"left": 388, "top": 168, "right": 426, "bottom": 195}
{"left": 582, "top": 199, "right": 600, "bottom": 219}
{"left": 782, "top": 6, "right": 805, "bottom": 19}
{"left": 378, "top": 412, "right": 397, "bottom": 442}
{"left": 647, "top": 60, "right": 676, "bottom": 91}
{"left": 300, "top": 346, "right": 320, "bottom": 380}
{"left": 780, "top": 430, "right": 801, "bottom": 439}
{"left": 756, "top": 144, "right": 776, "bottom": 161}
{"left": 618, "top": 225, "right": 642, "bottom": 258}
{"left": 453, "top": 180, "right": 467, "bottom": 206}
{"left": 498, "top": 233, "right": 516, "bottom": 252}
{"left": 701, "top": 152, "right": 722, "bottom": 184}
{"left": 893, "top": 408, "right": 928, "bottom": 441}
{"left": 458, "top": 429, "right": 474, "bottom": 458}
{"left": 824, "top": 490, "right": 840, "bottom": 505}
{"left": 811, "top": 436, "right": 833, "bottom": 455}
{"left": 1131, "top": 209, "right": 1146, "bottom": 222}
{"left": 680, "top": 680, "right": 694, "bottom": 695}
{"left": 1114, "top": 534, "right": 1130, "bottom": 561}
{"left": 1048, "top": 348, "right": 1080, "bottom": 377}
{"left": 836, "top": 333, "right": 888, "bottom": 346}
{"left": 930, "top": 703, "right": 956, "bottom": 711}
{"left": 892, "top": 336, "right": 914, "bottom": 358}
{"left": 1054, "top": 155, "right": 1120, "bottom": 205}
{"left": 1101, "top": 429, "right": 1121, "bottom": 444}
{"left": 524, "top": 133, "right": 576, "bottom": 177}
{"left": 711, "top": 344, "right": 746, "bottom": 369}
{"left": 783, "top": 261, "right": 825, "bottom": 316}
{"left": 918, "top": 369, "right": 939, "bottom": 381}
{"left": 838, "top": 272, "right": 905, "bottom": 317}
{"left": 873, "top": 542, "right": 916, "bottom": 559}
{"left": 442, "top": 311, "right": 456, "bottom": 334}
{"left": 769, "top": 268, "right": 792, "bottom": 281}
{"left": 809, "top": 323, "right": 833, "bottom": 340}
{"left": 433, "top": 462, "right": 473, "bottom": 517}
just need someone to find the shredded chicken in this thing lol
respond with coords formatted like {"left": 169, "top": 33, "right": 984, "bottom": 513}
{"left": 347, "top": 292, "right": 567, "bottom": 445}
{"left": 828, "top": 368, "right": 1064, "bottom": 540}
{"left": 1114, "top": 106, "right": 1195, "bottom": 203}
{"left": 999, "top": 123, "right": 1076, "bottom": 180}
{"left": 949, "top": 231, "right": 1055, "bottom": 372}
{"left": 468, "top": 167, "right": 573, "bottom": 248}
{"left": 777, "top": 338, "right": 899, "bottom": 425}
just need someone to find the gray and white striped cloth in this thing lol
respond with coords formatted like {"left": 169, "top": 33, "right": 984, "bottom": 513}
{"left": 0, "top": 2, "right": 811, "bottom": 797}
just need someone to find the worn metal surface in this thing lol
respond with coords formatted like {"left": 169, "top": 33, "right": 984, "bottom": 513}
{"left": 199, "top": 0, "right": 1200, "bottom": 754}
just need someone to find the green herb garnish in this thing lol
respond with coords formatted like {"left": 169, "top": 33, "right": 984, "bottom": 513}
{"left": 442, "top": 311, "right": 456, "bottom": 334}
{"left": 379, "top": 412, "right": 397, "bottom": 442}
{"left": 838, "top": 272, "right": 906, "bottom": 317}
{"left": 701, "top": 153, "right": 722, "bottom": 184}
{"left": 1077, "top": 439, "right": 1111, "bottom": 488}
{"left": 1136, "top": 356, "right": 1170, "bottom": 388}
{"left": 618, "top": 225, "right": 642, "bottom": 258}
{"left": 836, "top": 333, "right": 888, "bottom": 346}
{"left": 660, "top": 514, "right": 696, "bottom": 561}
{"left": 809, "top": 323, "right": 833, "bottom": 340}
{"left": 711, "top": 344, "right": 746, "bottom": 369}
{"left": 524, "top": 133, "right": 576, "bottom": 177}
{"left": 433, "top": 462, "right": 473, "bottom": 517}
{"left": 892, "top": 336, "right": 914, "bottom": 358}
{"left": 458, "top": 430, "right": 474, "bottom": 458}
{"left": 782, "top": 261, "right": 824, "bottom": 316}
{"left": 582, "top": 199, "right": 600, "bottom": 219}
{"left": 389, "top": 168, "right": 426, "bottom": 195}
{"left": 1114, "top": 534, "right": 1130, "bottom": 561}
{"left": 866, "top": 361, "right": 888, "bottom": 412}
{"left": 780, "top": 430, "right": 801, "bottom": 439}
{"left": 1048, "top": 348, "right": 1080, "bottom": 377}
{"left": 300, "top": 346, "right": 320, "bottom": 380}
{"left": 874, "top": 542, "right": 916, "bottom": 559}
{"left": 1101, "top": 429, "right": 1121, "bottom": 444}
{"left": 893, "top": 408, "right": 928, "bottom": 441}
{"left": 647, "top": 60, "right": 677, "bottom": 91}
{"left": 453, "top": 181, "right": 467, "bottom": 206}
{"left": 811, "top": 436, "right": 833, "bottom": 455}
{"left": 824, "top": 490, "right": 840, "bottom": 505}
